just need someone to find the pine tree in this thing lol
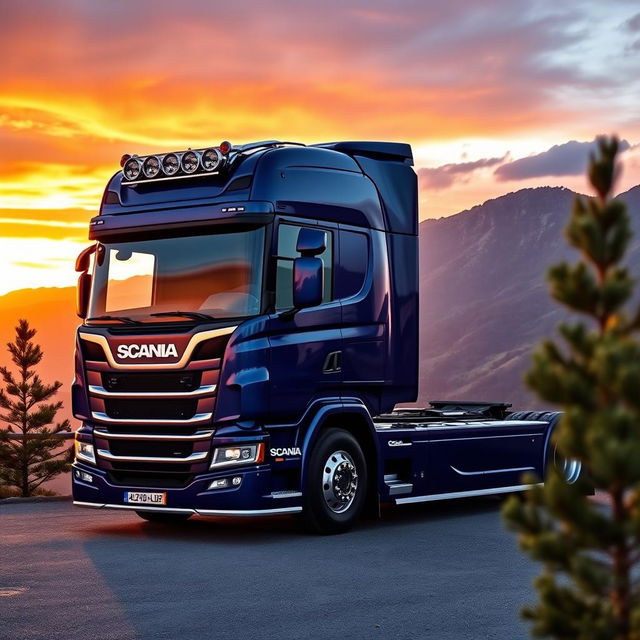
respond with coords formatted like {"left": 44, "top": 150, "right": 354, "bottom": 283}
{"left": 0, "top": 319, "right": 72, "bottom": 497}
{"left": 502, "top": 137, "right": 640, "bottom": 639}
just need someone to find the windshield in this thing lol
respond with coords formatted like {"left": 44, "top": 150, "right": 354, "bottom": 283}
{"left": 88, "top": 227, "right": 265, "bottom": 322}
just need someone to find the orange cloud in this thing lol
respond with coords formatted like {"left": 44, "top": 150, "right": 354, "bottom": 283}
{"left": 0, "top": 0, "right": 639, "bottom": 295}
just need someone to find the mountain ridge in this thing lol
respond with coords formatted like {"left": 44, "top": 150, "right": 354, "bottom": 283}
{"left": 0, "top": 183, "right": 638, "bottom": 424}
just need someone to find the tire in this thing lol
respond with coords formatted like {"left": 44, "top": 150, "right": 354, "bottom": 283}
{"left": 302, "top": 428, "right": 368, "bottom": 535}
{"left": 136, "top": 511, "right": 192, "bottom": 524}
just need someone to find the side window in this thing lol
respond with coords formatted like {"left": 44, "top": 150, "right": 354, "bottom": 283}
{"left": 335, "top": 230, "right": 368, "bottom": 300}
{"left": 275, "top": 224, "right": 333, "bottom": 310}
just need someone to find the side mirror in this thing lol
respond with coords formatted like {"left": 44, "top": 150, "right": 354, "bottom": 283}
{"left": 77, "top": 272, "right": 92, "bottom": 319}
{"left": 296, "top": 227, "right": 326, "bottom": 255}
{"left": 293, "top": 257, "right": 323, "bottom": 309}
{"left": 75, "top": 245, "right": 96, "bottom": 272}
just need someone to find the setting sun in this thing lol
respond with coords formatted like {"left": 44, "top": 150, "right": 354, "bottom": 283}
{"left": 1, "top": 0, "right": 639, "bottom": 293}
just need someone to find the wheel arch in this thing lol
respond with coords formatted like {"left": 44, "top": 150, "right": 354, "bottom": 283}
{"left": 300, "top": 401, "right": 381, "bottom": 517}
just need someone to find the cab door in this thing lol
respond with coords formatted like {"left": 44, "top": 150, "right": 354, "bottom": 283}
{"left": 264, "top": 220, "right": 342, "bottom": 422}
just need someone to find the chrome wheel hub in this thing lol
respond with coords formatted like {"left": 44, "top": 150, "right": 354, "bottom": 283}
{"left": 322, "top": 450, "right": 358, "bottom": 513}
{"left": 554, "top": 447, "right": 582, "bottom": 484}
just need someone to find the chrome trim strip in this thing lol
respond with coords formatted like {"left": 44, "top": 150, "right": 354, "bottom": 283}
{"left": 122, "top": 169, "right": 221, "bottom": 186}
{"left": 97, "top": 449, "right": 208, "bottom": 463}
{"left": 450, "top": 464, "right": 535, "bottom": 477}
{"left": 73, "top": 501, "right": 302, "bottom": 517}
{"left": 73, "top": 500, "right": 105, "bottom": 509}
{"left": 387, "top": 482, "right": 414, "bottom": 496}
{"left": 74, "top": 501, "right": 195, "bottom": 514}
{"left": 79, "top": 327, "right": 236, "bottom": 370}
{"left": 421, "top": 421, "right": 547, "bottom": 432}
{"left": 269, "top": 491, "right": 303, "bottom": 499}
{"left": 91, "top": 411, "right": 213, "bottom": 425}
{"left": 93, "top": 429, "right": 214, "bottom": 441}
{"left": 196, "top": 507, "right": 302, "bottom": 516}
{"left": 89, "top": 384, "right": 217, "bottom": 399}
{"left": 395, "top": 483, "right": 541, "bottom": 505}
{"left": 413, "top": 432, "right": 543, "bottom": 444}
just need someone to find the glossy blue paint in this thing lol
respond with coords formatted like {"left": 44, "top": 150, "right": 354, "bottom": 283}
{"left": 292, "top": 257, "right": 324, "bottom": 309}
{"left": 296, "top": 227, "right": 327, "bottom": 255}
{"left": 72, "top": 140, "right": 554, "bottom": 520}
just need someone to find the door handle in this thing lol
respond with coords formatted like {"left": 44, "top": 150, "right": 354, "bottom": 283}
{"left": 323, "top": 350, "right": 342, "bottom": 374}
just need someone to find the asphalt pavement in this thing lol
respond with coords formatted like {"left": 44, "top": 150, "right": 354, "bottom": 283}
{"left": 0, "top": 498, "right": 537, "bottom": 640}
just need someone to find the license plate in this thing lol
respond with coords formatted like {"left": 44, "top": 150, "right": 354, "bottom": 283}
{"left": 124, "top": 491, "right": 166, "bottom": 505}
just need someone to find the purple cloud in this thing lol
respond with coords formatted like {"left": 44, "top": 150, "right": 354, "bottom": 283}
{"left": 624, "top": 13, "right": 640, "bottom": 32}
{"left": 494, "top": 138, "right": 631, "bottom": 181}
{"left": 419, "top": 156, "right": 507, "bottom": 190}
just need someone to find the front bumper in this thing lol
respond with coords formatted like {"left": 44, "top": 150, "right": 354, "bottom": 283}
{"left": 71, "top": 461, "right": 302, "bottom": 517}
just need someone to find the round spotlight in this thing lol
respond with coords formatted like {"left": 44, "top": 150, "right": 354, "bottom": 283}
{"left": 181, "top": 151, "right": 200, "bottom": 174}
{"left": 120, "top": 153, "right": 132, "bottom": 168}
{"left": 202, "top": 147, "right": 223, "bottom": 172}
{"left": 162, "top": 153, "right": 180, "bottom": 176}
{"left": 123, "top": 157, "right": 142, "bottom": 181}
{"left": 143, "top": 156, "right": 161, "bottom": 178}
{"left": 219, "top": 140, "right": 232, "bottom": 155}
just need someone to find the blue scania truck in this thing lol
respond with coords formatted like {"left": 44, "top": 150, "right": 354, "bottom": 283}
{"left": 71, "top": 140, "right": 580, "bottom": 533}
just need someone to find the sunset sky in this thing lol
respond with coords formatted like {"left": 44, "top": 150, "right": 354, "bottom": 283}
{"left": 1, "top": 0, "right": 639, "bottom": 295}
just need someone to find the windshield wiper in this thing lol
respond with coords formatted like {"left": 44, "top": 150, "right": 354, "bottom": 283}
{"left": 150, "top": 311, "right": 217, "bottom": 321}
{"left": 87, "top": 315, "right": 142, "bottom": 325}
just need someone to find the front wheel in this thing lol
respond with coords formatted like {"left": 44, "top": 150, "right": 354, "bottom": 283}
{"left": 302, "top": 428, "right": 367, "bottom": 535}
{"left": 136, "top": 511, "right": 191, "bottom": 524}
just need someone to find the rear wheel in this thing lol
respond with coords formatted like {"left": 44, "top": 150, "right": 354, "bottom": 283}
{"left": 510, "top": 411, "right": 583, "bottom": 484}
{"left": 303, "top": 428, "right": 367, "bottom": 534}
{"left": 136, "top": 511, "right": 191, "bottom": 524}
{"left": 550, "top": 442, "right": 582, "bottom": 484}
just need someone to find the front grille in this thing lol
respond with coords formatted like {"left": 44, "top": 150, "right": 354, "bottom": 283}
{"left": 109, "top": 461, "right": 193, "bottom": 473}
{"left": 86, "top": 331, "right": 223, "bottom": 484}
{"left": 102, "top": 372, "right": 201, "bottom": 393}
{"left": 108, "top": 471, "right": 194, "bottom": 489}
{"left": 108, "top": 440, "right": 194, "bottom": 458}
{"left": 104, "top": 398, "right": 198, "bottom": 420}
{"left": 96, "top": 423, "right": 203, "bottom": 436}
{"left": 81, "top": 340, "right": 107, "bottom": 362}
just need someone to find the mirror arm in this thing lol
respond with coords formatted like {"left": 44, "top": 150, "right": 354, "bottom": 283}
{"left": 277, "top": 307, "right": 299, "bottom": 321}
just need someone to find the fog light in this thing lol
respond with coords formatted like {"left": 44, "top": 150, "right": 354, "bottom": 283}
{"left": 209, "top": 478, "right": 229, "bottom": 490}
{"left": 75, "top": 440, "right": 96, "bottom": 465}
{"left": 232, "top": 476, "right": 242, "bottom": 486}
{"left": 74, "top": 469, "right": 93, "bottom": 483}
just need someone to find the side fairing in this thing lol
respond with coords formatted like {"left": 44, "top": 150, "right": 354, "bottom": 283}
{"left": 214, "top": 316, "right": 272, "bottom": 427}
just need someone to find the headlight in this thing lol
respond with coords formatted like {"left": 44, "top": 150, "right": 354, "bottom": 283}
{"left": 181, "top": 151, "right": 200, "bottom": 174}
{"left": 123, "top": 157, "right": 142, "bottom": 181}
{"left": 202, "top": 147, "right": 222, "bottom": 172}
{"left": 75, "top": 439, "right": 96, "bottom": 465}
{"left": 143, "top": 155, "right": 161, "bottom": 178}
{"left": 210, "top": 443, "right": 264, "bottom": 469}
{"left": 162, "top": 153, "right": 180, "bottom": 176}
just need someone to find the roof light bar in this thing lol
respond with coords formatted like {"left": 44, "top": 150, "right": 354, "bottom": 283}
{"left": 120, "top": 142, "right": 233, "bottom": 185}
{"left": 142, "top": 155, "right": 161, "bottom": 178}
{"left": 181, "top": 150, "right": 200, "bottom": 174}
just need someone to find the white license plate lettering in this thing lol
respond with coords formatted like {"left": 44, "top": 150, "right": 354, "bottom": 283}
{"left": 125, "top": 492, "right": 166, "bottom": 505}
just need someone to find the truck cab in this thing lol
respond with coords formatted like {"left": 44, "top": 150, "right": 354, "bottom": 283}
{"left": 72, "top": 140, "right": 572, "bottom": 533}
